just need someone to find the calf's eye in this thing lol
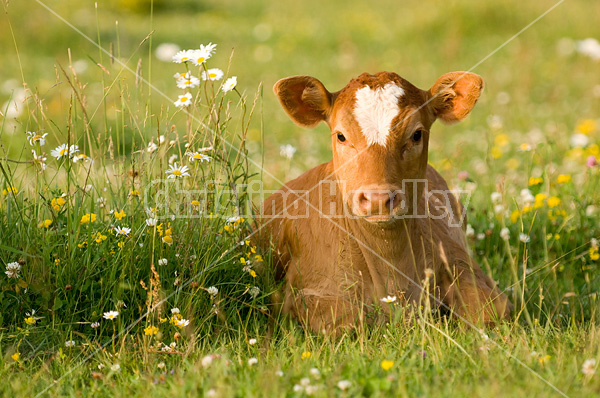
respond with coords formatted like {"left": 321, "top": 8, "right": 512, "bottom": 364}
{"left": 337, "top": 132, "right": 346, "bottom": 143}
{"left": 412, "top": 130, "right": 423, "bottom": 142}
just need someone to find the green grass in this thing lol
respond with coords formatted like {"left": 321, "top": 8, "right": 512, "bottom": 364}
{"left": 1, "top": 0, "right": 600, "bottom": 396}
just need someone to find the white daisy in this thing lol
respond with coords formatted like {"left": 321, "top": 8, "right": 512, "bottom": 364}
{"left": 221, "top": 76, "right": 237, "bottom": 93}
{"left": 174, "top": 93, "right": 193, "bottom": 108}
{"left": 226, "top": 216, "right": 242, "bottom": 224}
{"left": 103, "top": 310, "right": 119, "bottom": 320}
{"left": 189, "top": 48, "right": 212, "bottom": 66}
{"left": 185, "top": 151, "right": 212, "bottom": 162}
{"left": 174, "top": 318, "right": 190, "bottom": 328}
{"left": 51, "top": 144, "right": 79, "bottom": 160}
{"left": 27, "top": 131, "right": 48, "bottom": 146}
{"left": 73, "top": 153, "right": 92, "bottom": 163}
{"left": 174, "top": 71, "right": 191, "bottom": 80}
{"left": 380, "top": 295, "right": 397, "bottom": 303}
{"left": 176, "top": 75, "right": 201, "bottom": 89}
{"left": 201, "top": 68, "right": 224, "bottom": 81}
{"left": 199, "top": 42, "right": 217, "bottom": 55}
{"left": 171, "top": 307, "right": 180, "bottom": 314}
{"left": 32, "top": 150, "right": 47, "bottom": 170}
{"left": 165, "top": 163, "right": 190, "bottom": 178}
{"left": 172, "top": 49, "right": 195, "bottom": 63}
{"left": 145, "top": 218, "right": 157, "bottom": 227}
{"left": 155, "top": 43, "right": 180, "bottom": 62}
{"left": 114, "top": 226, "right": 131, "bottom": 236}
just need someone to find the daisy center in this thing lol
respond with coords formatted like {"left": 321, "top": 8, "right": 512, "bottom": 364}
{"left": 197, "top": 57, "right": 205, "bottom": 63}
{"left": 60, "top": 148, "right": 68, "bottom": 155}
{"left": 172, "top": 170, "right": 182, "bottom": 176}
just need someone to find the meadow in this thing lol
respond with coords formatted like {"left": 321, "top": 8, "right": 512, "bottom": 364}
{"left": 1, "top": 0, "right": 600, "bottom": 396}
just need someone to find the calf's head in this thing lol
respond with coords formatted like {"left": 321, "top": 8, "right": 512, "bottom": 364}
{"left": 274, "top": 71, "right": 483, "bottom": 225}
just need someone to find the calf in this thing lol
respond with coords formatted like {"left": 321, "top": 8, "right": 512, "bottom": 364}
{"left": 258, "top": 71, "right": 512, "bottom": 333}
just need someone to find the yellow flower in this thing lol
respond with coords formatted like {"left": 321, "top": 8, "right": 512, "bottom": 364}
{"left": 159, "top": 317, "right": 167, "bottom": 323}
{"left": 11, "top": 352, "right": 21, "bottom": 362}
{"left": 39, "top": 219, "right": 53, "bottom": 228}
{"left": 490, "top": 146, "right": 503, "bottom": 159}
{"left": 556, "top": 174, "right": 572, "bottom": 184}
{"left": 555, "top": 234, "right": 560, "bottom": 240}
{"left": 129, "top": 190, "right": 141, "bottom": 197}
{"left": 117, "top": 241, "right": 125, "bottom": 249}
{"left": 510, "top": 210, "right": 521, "bottom": 223}
{"left": 24, "top": 317, "right": 36, "bottom": 325}
{"left": 2, "top": 186, "right": 18, "bottom": 196}
{"left": 94, "top": 232, "right": 107, "bottom": 243}
{"left": 240, "top": 257, "right": 246, "bottom": 264}
{"left": 223, "top": 225, "right": 233, "bottom": 233}
{"left": 529, "top": 177, "right": 543, "bottom": 186}
{"left": 522, "top": 205, "right": 533, "bottom": 214}
{"left": 191, "top": 200, "right": 200, "bottom": 206}
{"left": 114, "top": 209, "right": 126, "bottom": 221}
{"left": 80, "top": 213, "right": 97, "bottom": 224}
{"left": 254, "top": 254, "right": 264, "bottom": 262}
{"left": 51, "top": 197, "right": 66, "bottom": 211}
{"left": 165, "top": 228, "right": 172, "bottom": 236}
{"left": 590, "top": 247, "right": 600, "bottom": 261}
{"left": 494, "top": 134, "right": 510, "bottom": 147}
{"left": 54, "top": 258, "right": 60, "bottom": 266}
{"left": 538, "top": 355, "right": 551, "bottom": 365}
{"left": 547, "top": 197, "right": 561, "bottom": 208}
{"left": 301, "top": 351, "right": 311, "bottom": 359}
{"left": 162, "top": 235, "right": 173, "bottom": 245}
{"left": 576, "top": 119, "right": 596, "bottom": 135}
{"left": 78, "top": 241, "right": 88, "bottom": 248}
{"left": 144, "top": 325, "right": 159, "bottom": 336}
{"left": 381, "top": 360, "right": 394, "bottom": 371}
{"left": 249, "top": 270, "right": 257, "bottom": 278}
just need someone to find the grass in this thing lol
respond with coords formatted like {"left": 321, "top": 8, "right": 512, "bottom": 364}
{"left": 1, "top": 0, "right": 600, "bottom": 396}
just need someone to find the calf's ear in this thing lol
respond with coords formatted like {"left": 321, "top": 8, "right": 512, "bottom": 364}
{"left": 273, "top": 76, "right": 333, "bottom": 128}
{"left": 429, "top": 72, "right": 484, "bottom": 124}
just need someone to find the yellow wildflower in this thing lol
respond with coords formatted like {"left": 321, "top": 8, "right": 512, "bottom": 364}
{"left": 80, "top": 213, "right": 97, "bottom": 224}
{"left": 159, "top": 317, "right": 167, "bottom": 323}
{"left": 529, "top": 177, "right": 543, "bottom": 186}
{"left": 117, "top": 241, "right": 125, "bottom": 249}
{"left": 25, "top": 317, "right": 36, "bottom": 325}
{"left": 301, "top": 351, "right": 311, "bottom": 359}
{"left": 577, "top": 119, "right": 596, "bottom": 135}
{"left": 254, "top": 254, "right": 264, "bottom": 262}
{"left": 240, "top": 257, "right": 246, "bottom": 264}
{"left": 39, "top": 219, "right": 53, "bottom": 228}
{"left": 129, "top": 190, "right": 141, "bottom": 197}
{"left": 2, "top": 186, "right": 18, "bottom": 196}
{"left": 144, "top": 325, "right": 159, "bottom": 336}
{"left": 556, "top": 174, "right": 571, "bottom": 184}
{"left": 162, "top": 235, "right": 173, "bottom": 245}
{"left": 249, "top": 270, "right": 257, "bottom": 278}
{"left": 114, "top": 209, "right": 126, "bottom": 221}
{"left": 510, "top": 210, "right": 520, "bottom": 223}
{"left": 490, "top": 146, "right": 503, "bottom": 159}
{"left": 11, "top": 352, "right": 21, "bottom": 362}
{"left": 590, "top": 247, "right": 600, "bottom": 261}
{"left": 51, "top": 197, "right": 66, "bottom": 211}
{"left": 191, "top": 200, "right": 200, "bottom": 206}
{"left": 522, "top": 205, "right": 533, "bottom": 214}
{"left": 538, "top": 355, "right": 551, "bottom": 365}
{"left": 94, "top": 232, "right": 107, "bottom": 243}
{"left": 55, "top": 258, "right": 60, "bottom": 266}
{"left": 78, "top": 242, "right": 88, "bottom": 248}
{"left": 547, "top": 197, "right": 561, "bottom": 208}
{"left": 381, "top": 360, "right": 394, "bottom": 371}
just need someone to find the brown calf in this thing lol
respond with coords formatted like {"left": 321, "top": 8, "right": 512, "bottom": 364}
{"left": 258, "top": 71, "right": 512, "bottom": 333}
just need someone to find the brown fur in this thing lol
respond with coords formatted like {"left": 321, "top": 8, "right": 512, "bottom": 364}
{"left": 257, "top": 71, "right": 512, "bottom": 333}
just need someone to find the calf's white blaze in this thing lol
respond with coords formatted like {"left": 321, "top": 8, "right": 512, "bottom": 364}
{"left": 353, "top": 83, "right": 404, "bottom": 147}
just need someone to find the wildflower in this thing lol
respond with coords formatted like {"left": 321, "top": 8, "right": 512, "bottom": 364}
{"left": 2, "top": 186, "right": 18, "bottom": 196}
{"left": 577, "top": 119, "right": 597, "bottom": 135}
{"left": 32, "top": 150, "right": 47, "bottom": 170}
{"left": 202, "top": 68, "right": 224, "bottom": 81}
{"left": 494, "top": 204, "right": 505, "bottom": 215}
{"left": 189, "top": 48, "right": 213, "bottom": 66}
{"left": 51, "top": 197, "right": 66, "bottom": 211}
{"left": 103, "top": 311, "right": 119, "bottom": 320}
{"left": 519, "top": 143, "right": 532, "bottom": 151}
{"left": 185, "top": 151, "right": 212, "bottom": 162}
{"left": 556, "top": 174, "right": 572, "bottom": 184}
{"left": 147, "top": 141, "right": 159, "bottom": 153}
{"left": 494, "top": 133, "right": 510, "bottom": 147}
{"left": 191, "top": 200, "right": 200, "bottom": 206}
{"left": 94, "top": 232, "right": 107, "bottom": 243}
{"left": 500, "top": 227, "right": 510, "bottom": 240}
{"left": 114, "top": 226, "right": 131, "bottom": 236}
{"left": 207, "top": 286, "right": 218, "bottom": 296}
{"left": 457, "top": 170, "right": 469, "bottom": 181}
{"left": 165, "top": 163, "right": 191, "bottom": 178}
{"left": 80, "top": 213, "right": 97, "bottom": 224}
{"left": 51, "top": 144, "right": 79, "bottom": 160}
{"left": 490, "top": 192, "right": 502, "bottom": 204}
{"left": 176, "top": 75, "right": 200, "bottom": 89}
{"left": 538, "top": 355, "right": 551, "bottom": 365}
{"left": 173, "top": 318, "right": 190, "bottom": 328}
{"left": 380, "top": 295, "right": 397, "bottom": 303}
{"left": 144, "top": 325, "right": 159, "bottom": 336}
{"left": 547, "top": 196, "right": 561, "bottom": 208}
{"left": 5, "top": 262, "right": 21, "bottom": 279}
{"left": 280, "top": 144, "right": 297, "bottom": 159}
{"left": 249, "top": 286, "right": 260, "bottom": 298}
{"left": 158, "top": 258, "right": 168, "bottom": 266}
{"left": 155, "top": 43, "right": 180, "bottom": 62}
{"left": 519, "top": 233, "right": 531, "bottom": 243}
{"left": 171, "top": 308, "right": 180, "bottom": 314}
{"left": 309, "top": 368, "right": 321, "bottom": 378}
{"left": 570, "top": 133, "right": 589, "bottom": 148}
{"left": 301, "top": 351, "right": 311, "bottom": 359}
{"left": 380, "top": 360, "right": 394, "bottom": 371}
{"left": 129, "top": 190, "right": 141, "bottom": 197}
{"left": 587, "top": 155, "right": 598, "bottom": 167}
{"left": 275, "top": 370, "right": 284, "bottom": 377}
{"left": 172, "top": 49, "right": 195, "bottom": 63}
{"left": 201, "top": 355, "right": 213, "bottom": 368}
{"left": 490, "top": 146, "right": 502, "bottom": 159}
{"left": 27, "top": 131, "right": 48, "bottom": 146}
{"left": 91, "top": 322, "right": 100, "bottom": 329}
{"left": 248, "top": 338, "right": 257, "bottom": 345}
{"left": 337, "top": 380, "right": 351, "bottom": 390}
{"left": 222, "top": 76, "right": 237, "bottom": 93}
{"left": 39, "top": 219, "right": 53, "bottom": 228}
{"left": 111, "top": 364, "right": 121, "bottom": 372}
{"left": 11, "top": 352, "right": 21, "bottom": 362}
{"left": 73, "top": 153, "right": 92, "bottom": 163}
{"left": 528, "top": 177, "right": 543, "bottom": 186}
{"left": 577, "top": 38, "right": 600, "bottom": 61}
{"left": 65, "top": 340, "right": 76, "bottom": 347}
{"left": 227, "top": 216, "right": 243, "bottom": 224}
{"left": 78, "top": 241, "right": 88, "bottom": 248}
{"left": 248, "top": 357, "right": 258, "bottom": 366}
{"left": 145, "top": 218, "right": 157, "bottom": 227}
{"left": 24, "top": 316, "right": 36, "bottom": 325}
{"left": 117, "top": 241, "right": 125, "bottom": 249}
{"left": 174, "top": 93, "right": 193, "bottom": 107}
{"left": 200, "top": 42, "right": 217, "bottom": 55}
{"left": 162, "top": 235, "right": 173, "bottom": 245}
{"left": 590, "top": 247, "right": 600, "bottom": 261}
{"left": 157, "top": 362, "right": 166, "bottom": 369}
{"left": 582, "top": 359, "right": 596, "bottom": 376}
